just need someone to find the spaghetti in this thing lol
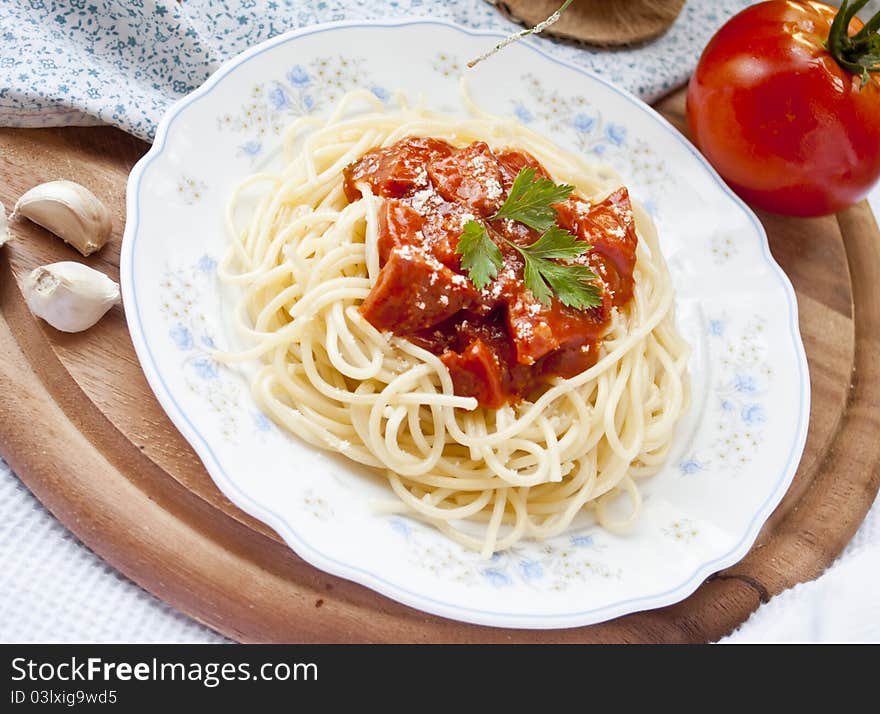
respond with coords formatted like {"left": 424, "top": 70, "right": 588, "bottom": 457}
{"left": 218, "top": 89, "right": 689, "bottom": 556}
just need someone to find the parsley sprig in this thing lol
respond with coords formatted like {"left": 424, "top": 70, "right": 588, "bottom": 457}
{"left": 455, "top": 168, "right": 602, "bottom": 310}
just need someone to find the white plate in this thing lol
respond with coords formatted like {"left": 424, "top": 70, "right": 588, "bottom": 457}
{"left": 122, "top": 19, "right": 809, "bottom": 629}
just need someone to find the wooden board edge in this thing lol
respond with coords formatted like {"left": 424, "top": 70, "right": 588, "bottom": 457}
{"left": 716, "top": 201, "right": 880, "bottom": 631}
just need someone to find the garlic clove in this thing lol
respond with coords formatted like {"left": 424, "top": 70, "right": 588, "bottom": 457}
{"left": 0, "top": 200, "right": 10, "bottom": 247}
{"left": 23, "top": 261, "right": 120, "bottom": 333}
{"left": 13, "top": 180, "right": 112, "bottom": 256}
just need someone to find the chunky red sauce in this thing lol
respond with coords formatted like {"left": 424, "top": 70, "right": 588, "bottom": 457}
{"left": 343, "top": 137, "right": 638, "bottom": 408}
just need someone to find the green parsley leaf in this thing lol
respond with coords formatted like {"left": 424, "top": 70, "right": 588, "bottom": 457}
{"left": 506, "top": 228, "right": 602, "bottom": 310}
{"left": 455, "top": 220, "right": 502, "bottom": 290}
{"left": 529, "top": 260, "right": 602, "bottom": 310}
{"left": 521, "top": 254, "right": 554, "bottom": 306}
{"left": 492, "top": 167, "right": 574, "bottom": 232}
{"left": 517, "top": 225, "right": 591, "bottom": 261}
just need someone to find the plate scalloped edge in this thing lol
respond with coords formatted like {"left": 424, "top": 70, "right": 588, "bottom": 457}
{"left": 121, "top": 18, "right": 810, "bottom": 630}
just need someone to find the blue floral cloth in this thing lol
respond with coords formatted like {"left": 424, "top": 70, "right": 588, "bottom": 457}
{"left": 0, "top": 0, "right": 753, "bottom": 142}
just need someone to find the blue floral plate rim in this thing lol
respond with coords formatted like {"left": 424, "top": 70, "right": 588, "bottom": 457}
{"left": 121, "top": 18, "right": 810, "bottom": 629}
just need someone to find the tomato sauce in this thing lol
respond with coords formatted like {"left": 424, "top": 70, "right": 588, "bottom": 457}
{"left": 344, "top": 137, "right": 638, "bottom": 408}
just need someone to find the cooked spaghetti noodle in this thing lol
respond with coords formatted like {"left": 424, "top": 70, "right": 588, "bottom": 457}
{"left": 218, "top": 88, "right": 689, "bottom": 556}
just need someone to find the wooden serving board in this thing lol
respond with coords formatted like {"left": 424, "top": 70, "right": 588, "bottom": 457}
{"left": 1, "top": 88, "right": 878, "bottom": 643}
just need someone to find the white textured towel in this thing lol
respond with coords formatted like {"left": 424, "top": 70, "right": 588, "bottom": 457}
{"left": 721, "top": 484, "right": 880, "bottom": 644}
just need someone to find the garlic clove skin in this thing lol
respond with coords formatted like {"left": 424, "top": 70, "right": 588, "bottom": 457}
{"left": 23, "top": 261, "right": 121, "bottom": 333}
{"left": 13, "top": 180, "right": 112, "bottom": 256}
{"left": 0, "top": 200, "right": 10, "bottom": 247}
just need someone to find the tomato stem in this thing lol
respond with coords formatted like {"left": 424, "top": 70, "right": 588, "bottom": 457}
{"left": 828, "top": 0, "right": 880, "bottom": 86}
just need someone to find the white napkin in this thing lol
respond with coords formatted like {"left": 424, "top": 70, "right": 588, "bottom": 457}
{"left": 722, "top": 486, "right": 880, "bottom": 643}
{"left": 0, "top": 458, "right": 225, "bottom": 643}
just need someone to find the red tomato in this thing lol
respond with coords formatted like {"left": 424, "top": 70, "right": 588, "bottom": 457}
{"left": 687, "top": 1, "right": 880, "bottom": 217}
